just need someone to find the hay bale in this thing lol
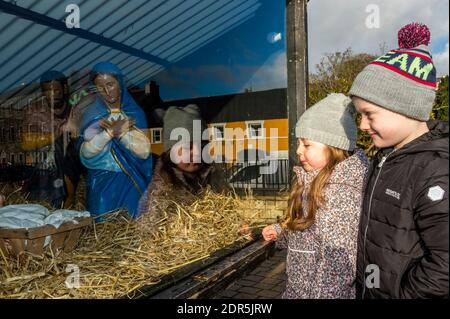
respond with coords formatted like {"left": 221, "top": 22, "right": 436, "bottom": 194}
{"left": 0, "top": 187, "right": 285, "bottom": 299}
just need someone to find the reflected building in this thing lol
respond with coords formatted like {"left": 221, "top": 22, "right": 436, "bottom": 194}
{"left": 134, "top": 85, "right": 288, "bottom": 162}
{"left": 0, "top": 71, "right": 89, "bottom": 170}
{"left": 0, "top": 84, "right": 43, "bottom": 167}
{"left": 2, "top": 77, "right": 289, "bottom": 166}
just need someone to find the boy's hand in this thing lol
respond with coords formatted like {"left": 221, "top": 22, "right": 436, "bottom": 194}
{"left": 262, "top": 225, "right": 278, "bottom": 241}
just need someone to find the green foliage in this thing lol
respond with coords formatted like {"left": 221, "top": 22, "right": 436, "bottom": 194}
{"left": 431, "top": 75, "right": 449, "bottom": 121}
{"left": 308, "top": 49, "right": 377, "bottom": 157}
{"left": 309, "top": 49, "right": 375, "bottom": 105}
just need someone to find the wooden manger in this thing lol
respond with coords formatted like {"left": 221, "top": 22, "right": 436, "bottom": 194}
{"left": 0, "top": 217, "right": 92, "bottom": 257}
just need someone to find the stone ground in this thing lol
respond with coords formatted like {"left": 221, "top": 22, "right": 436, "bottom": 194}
{"left": 213, "top": 248, "right": 287, "bottom": 299}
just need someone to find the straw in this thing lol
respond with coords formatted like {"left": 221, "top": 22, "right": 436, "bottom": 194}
{"left": 0, "top": 184, "right": 285, "bottom": 299}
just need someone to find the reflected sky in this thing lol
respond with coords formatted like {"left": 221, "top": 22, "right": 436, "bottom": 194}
{"left": 154, "top": 0, "right": 286, "bottom": 100}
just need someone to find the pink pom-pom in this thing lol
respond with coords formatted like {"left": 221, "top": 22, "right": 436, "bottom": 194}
{"left": 398, "top": 22, "right": 431, "bottom": 48}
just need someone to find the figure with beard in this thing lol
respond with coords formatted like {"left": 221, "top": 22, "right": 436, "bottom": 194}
{"left": 21, "top": 70, "right": 84, "bottom": 208}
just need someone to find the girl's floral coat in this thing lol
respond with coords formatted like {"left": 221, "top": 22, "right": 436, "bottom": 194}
{"left": 274, "top": 148, "right": 369, "bottom": 299}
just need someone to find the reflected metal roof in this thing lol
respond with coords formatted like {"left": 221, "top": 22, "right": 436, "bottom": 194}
{"left": 0, "top": 0, "right": 261, "bottom": 102}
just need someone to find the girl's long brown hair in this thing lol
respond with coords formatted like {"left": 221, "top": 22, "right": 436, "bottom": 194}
{"left": 284, "top": 146, "right": 349, "bottom": 231}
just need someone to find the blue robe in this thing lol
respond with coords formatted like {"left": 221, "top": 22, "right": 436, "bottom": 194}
{"left": 79, "top": 62, "right": 152, "bottom": 220}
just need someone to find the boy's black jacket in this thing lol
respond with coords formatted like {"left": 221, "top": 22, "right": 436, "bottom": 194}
{"left": 356, "top": 120, "right": 449, "bottom": 299}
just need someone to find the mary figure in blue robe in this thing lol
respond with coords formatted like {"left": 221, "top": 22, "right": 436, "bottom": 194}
{"left": 79, "top": 62, "right": 152, "bottom": 220}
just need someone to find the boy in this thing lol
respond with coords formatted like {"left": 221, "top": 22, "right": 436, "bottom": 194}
{"left": 349, "top": 23, "right": 449, "bottom": 298}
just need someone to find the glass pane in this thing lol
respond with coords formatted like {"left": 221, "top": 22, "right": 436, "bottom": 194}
{"left": 0, "top": 0, "right": 288, "bottom": 196}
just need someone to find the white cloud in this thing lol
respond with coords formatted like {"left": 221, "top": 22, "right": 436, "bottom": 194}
{"left": 241, "top": 50, "right": 287, "bottom": 91}
{"left": 274, "top": 33, "right": 282, "bottom": 42}
{"left": 434, "top": 42, "right": 449, "bottom": 76}
{"left": 270, "top": 32, "right": 282, "bottom": 43}
{"left": 307, "top": 0, "right": 449, "bottom": 74}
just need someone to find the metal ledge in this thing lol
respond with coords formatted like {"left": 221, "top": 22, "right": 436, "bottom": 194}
{"left": 150, "top": 239, "right": 275, "bottom": 299}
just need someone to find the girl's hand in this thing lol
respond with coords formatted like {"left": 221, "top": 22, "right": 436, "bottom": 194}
{"left": 262, "top": 225, "right": 278, "bottom": 241}
{"left": 239, "top": 224, "right": 252, "bottom": 236}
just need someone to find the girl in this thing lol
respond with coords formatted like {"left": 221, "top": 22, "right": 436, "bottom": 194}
{"left": 138, "top": 104, "right": 231, "bottom": 227}
{"left": 262, "top": 93, "right": 369, "bottom": 299}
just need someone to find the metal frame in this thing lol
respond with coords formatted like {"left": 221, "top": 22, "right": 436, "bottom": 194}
{"left": 286, "top": 0, "right": 309, "bottom": 186}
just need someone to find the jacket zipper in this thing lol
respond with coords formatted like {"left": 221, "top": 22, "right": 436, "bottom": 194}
{"left": 361, "top": 149, "right": 396, "bottom": 299}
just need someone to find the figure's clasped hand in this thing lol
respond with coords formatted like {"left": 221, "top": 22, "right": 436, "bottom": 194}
{"left": 99, "top": 118, "right": 136, "bottom": 139}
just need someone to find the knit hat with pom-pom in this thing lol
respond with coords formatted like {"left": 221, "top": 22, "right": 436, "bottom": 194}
{"left": 349, "top": 22, "right": 437, "bottom": 121}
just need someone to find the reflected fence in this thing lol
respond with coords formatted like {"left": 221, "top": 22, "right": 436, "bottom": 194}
{"left": 218, "top": 158, "right": 290, "bottom": 193}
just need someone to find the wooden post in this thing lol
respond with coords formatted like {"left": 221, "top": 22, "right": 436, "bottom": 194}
{"left": 286, "top": 0, "right": 309, "bottom": 185}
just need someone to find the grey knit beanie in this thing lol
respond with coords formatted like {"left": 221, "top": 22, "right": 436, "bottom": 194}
{"left": 349, "top": 23, "right": 437, "bottom": 121}
{"left": 163, "top": 104, "right": 206, "bottom": 152}
{"left": 296, "top": 93, "right": 357, "bottom": 151}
